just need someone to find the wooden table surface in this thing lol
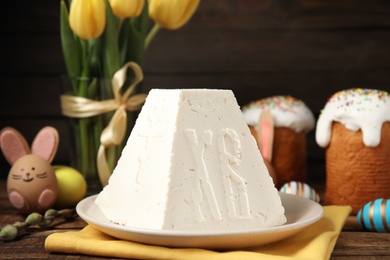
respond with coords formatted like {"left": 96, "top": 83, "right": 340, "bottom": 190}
{"left": 0, "top": 179, "right": 389, "bottom": 259}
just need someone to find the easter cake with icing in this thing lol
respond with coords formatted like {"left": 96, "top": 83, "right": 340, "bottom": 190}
{"left": 242, "top": 96, "right": 315, "bottom": 188}
{"left": 316, "top": 88, "right": 390, "bottom": 214}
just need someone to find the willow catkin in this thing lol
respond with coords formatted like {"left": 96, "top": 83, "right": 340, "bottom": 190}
{"left": 0, "top": 208, "right": 75, "bottom": 241}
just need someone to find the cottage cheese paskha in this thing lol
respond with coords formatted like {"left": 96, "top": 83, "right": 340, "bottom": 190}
{"left": 95, "top": 89, "right": 286, "bottom": 231}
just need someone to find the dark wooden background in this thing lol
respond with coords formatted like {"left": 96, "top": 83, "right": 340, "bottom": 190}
{"left": 1, "top": 0, "right": 390, "bottom": 182}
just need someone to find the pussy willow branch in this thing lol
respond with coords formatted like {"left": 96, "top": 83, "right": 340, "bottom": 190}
{"left": 0, "top": 209, "right": 76, "bottom": 241}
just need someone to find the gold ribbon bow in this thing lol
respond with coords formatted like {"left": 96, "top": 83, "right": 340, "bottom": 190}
{"left": 60, "top": 62, "right": 147, "bottom": 186}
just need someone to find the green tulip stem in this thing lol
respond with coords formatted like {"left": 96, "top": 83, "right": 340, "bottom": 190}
{"left": 117, "top": 18, "right": 125, "bottom": 37}
{"left": 144, "top": 23, "right": 160, "bottom": 50}
{"left": 75, "top": 39, "right": 93, "bottom": 180}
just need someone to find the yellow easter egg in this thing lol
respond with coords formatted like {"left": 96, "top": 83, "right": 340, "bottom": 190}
{"left": 53, "top": 165, "right": 87, "bottom": 208}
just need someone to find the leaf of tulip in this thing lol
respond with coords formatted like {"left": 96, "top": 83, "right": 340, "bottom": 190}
{"left": 60, "top": 0, "right": 81, "bottom": 78}
{"left": 103, "top": 0, "right": 121, "bottom": 79}
{"left": 126, "top": 2, "right": 150, "bottom": 65}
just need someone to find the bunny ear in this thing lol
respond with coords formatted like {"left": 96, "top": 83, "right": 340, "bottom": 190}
{"left": 31, "top": 126, "right": 59, "bottom": 163}
{"left": 0, "top": 127, "right": 31, "bottom": 165}
{"left": 257, "top": 110, "right": 274, "bottom": 162}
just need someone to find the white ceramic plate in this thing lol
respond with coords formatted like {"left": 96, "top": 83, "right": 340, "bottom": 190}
{"left": 76, "top": 193, "right": 323, "bottom": 250}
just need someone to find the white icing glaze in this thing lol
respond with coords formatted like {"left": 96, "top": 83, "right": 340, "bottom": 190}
{"left": 242, "top": 96, "right": 315, "bottom": 133}
{"left": 316, "top": 88, "right": 390, "bottom": 148}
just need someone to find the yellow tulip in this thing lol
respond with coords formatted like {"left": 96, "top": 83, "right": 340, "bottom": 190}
{"left": 148, "top": 0, "right": 200, "bottom": 30}
{"left": 69, "top": 0, "right": 106, "bottom": 40}
{"left": 109, "top": 0, "right": 145, "bottom": 19}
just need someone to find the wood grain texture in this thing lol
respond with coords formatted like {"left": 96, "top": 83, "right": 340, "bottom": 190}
{"left": 1, "top": 180, "right": 389, "bottom": 259}
{"left": 1, "top": 0, "right": 390, "bottom": 179}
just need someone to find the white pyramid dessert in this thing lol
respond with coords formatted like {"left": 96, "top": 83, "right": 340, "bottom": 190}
{"left": 95, "top": 89, "right": 286, "bottom": 231}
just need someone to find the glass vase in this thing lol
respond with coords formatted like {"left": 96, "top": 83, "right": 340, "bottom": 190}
{"left": 60, "top": 76, "right": 136, "bottom": 187}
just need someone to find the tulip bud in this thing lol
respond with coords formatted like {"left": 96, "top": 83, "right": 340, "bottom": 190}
{"left": 148, "top": 0, "right": 200, "bottom": 30}
{"left": 69, "top": 0, "right": 106, "bottom": 40}
{"left": 109, "top": 0, "right": 145, "bottom": 19}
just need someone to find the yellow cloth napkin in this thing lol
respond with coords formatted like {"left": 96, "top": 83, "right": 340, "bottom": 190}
{"left": 45, "top": 206, "right": 351, "bottom": 260}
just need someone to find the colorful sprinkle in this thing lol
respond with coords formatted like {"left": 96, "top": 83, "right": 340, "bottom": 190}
{"left": 243, "top": 96, "right": 308, "bottom": 115}
{"left": 326, "top": 88, "right": 389, "bottom": 113}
